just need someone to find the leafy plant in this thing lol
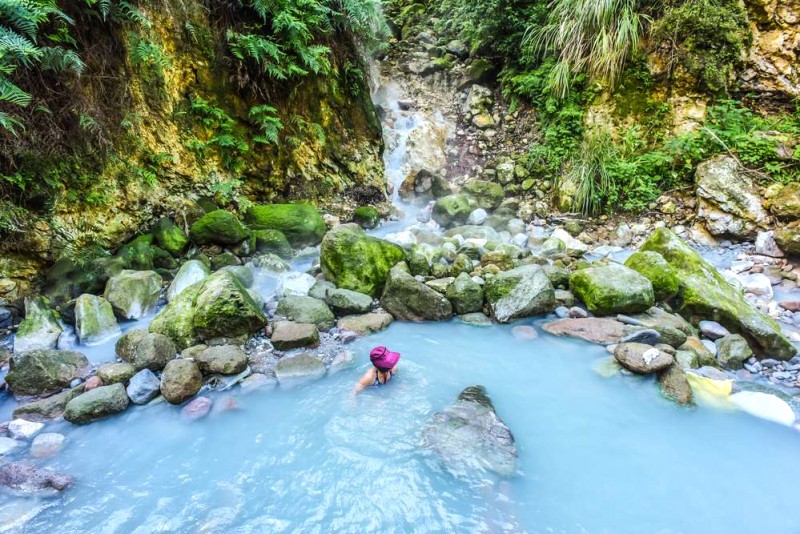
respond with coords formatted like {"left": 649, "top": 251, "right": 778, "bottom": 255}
{"left": 249, "top": 104, "right": 283, "bottom": 145}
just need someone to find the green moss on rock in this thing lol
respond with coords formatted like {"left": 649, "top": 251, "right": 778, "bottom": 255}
{"left": 624, "top": 251, "right": 680, "bottom": 302}
{"left": 153, "top": 217, "right": 189, "bottom": 257}
{"left": 432, "top": 194, "right": 474, "bottom": 227}
{"left": 463, "top": 180, "right": 504, "bottom": 210}
{"left": 189, "top": 210, "right": 248, "bottom": 246}
{"left": 245, "top": 203, "right": 326, "bottom": 246}
{"left": 569, "top": 264, "right": 655, "bottom": 315}
{"left": 353, "top": 206, "right": 381, "bottom": 229}
{"left": 254, "top": 229, "right": 292, "bottom": 259}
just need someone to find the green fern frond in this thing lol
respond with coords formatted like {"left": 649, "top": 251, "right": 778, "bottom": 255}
{"left": 0, "top": 110, "right": 23, "bottom": 135}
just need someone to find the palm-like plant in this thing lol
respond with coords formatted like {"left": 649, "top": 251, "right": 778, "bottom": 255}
{"left": 524, "top": 0, "right": 649, "bottom": 98}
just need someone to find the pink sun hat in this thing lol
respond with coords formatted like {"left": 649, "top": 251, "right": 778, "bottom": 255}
{"left": 370, "top": 346, "right": 400, "bottom": 370}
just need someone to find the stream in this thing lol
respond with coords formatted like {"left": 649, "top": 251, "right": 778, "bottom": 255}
{"left": 3, "top": 65, "right": 800, "bottom": 534}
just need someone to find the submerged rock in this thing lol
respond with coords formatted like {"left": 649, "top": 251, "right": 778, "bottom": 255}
{"left": 13, "top": 297, "right": 63, "bottom": 353}
{"left": 421, "top": 385, "right": 517, "bottom": 477}
{"left": 8, "top": 419, "right": 44, "bottom": 440}
{"left": 640, "top": 228, "right": 796, "bottom": 360}
{"left": 337, "top": 312, "right": 393, "bottom": 334}
{"left": 730, "top": 391, "right": 796, "bottom": 426}
{"left": 569, "top": 264, "right": 654, "bottom": 316}
{"left": 275, "top": 353, "right": 326, "bottom": 383}
{"left": 64, "top": 383, "right": 129, "bottom": 424}
{"left": 485, "top": 265, "right": 555, "bottom": 323}
{"left": 30, "top": 433, "right": 66, "bottom": 458}
{"left": 160, "top": 359, "right": 202, "bottom": 405}
{"left": 12, "top": 384, "right": 85, "bottom": 421}
{"left": 74, "top": 294, "right": 121, "bottom": 345}
{"left": 104, "top": 270, "right": 162, "bottom": 320}
{"left": 0, "top": 462, "right": 74, "bottom": 493}
{"left": 320, "top": 224, "right": 404, "bottom": 297}
{"left": 380, "top": 263, "right": 452, "bottom": 322}
{"left": 6, "top": 350, "right": 90, "bottom": 396}
{"left": 182, "top": 396, "right": 212, "bottom": 420}
{"left": 245, "top": 203, "right": 326, "bottom": 247}
{"left": 543, "top": 318, "right": 626, "bottom": 345}
{"left": 167, "top": 260, "right": 209, "bottom": 302}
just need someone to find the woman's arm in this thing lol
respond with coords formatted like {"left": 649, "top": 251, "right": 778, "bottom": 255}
{"left": 352, "top": 368, "right": 375, "bottom": 393}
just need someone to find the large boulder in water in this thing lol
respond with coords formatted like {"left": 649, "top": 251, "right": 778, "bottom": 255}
{"left": 321, "top": 224, "right": 405, "bottom": 297}
{"left": 160, "top": 359, "right": 202, "bottom": 404}
{"left": 337, "top": 312, "right": 393, "bottom": 334}
{"left": 0, "top": 462, "right": 74, "bottom": 493}
{"left": 167, "top": 260, "right": 209, "bottom": 302}
{"left": 276, "top": 296, "right": 335, "bottom": 330}
{"left": 485, "top": 265, "right": 555, "bottom": 323}
{"left": 104, "top": 270, "right": 162, "bottom": 320}
{"left": 380, "top": 263, "right": 452, "bottom": 322}
{"left": 624, "top": 251, "right": 679, "bottom": 302}
{"left": 640, "top": 228, "right": 796, "bottom": 360}
{"left": 421, "top": 385, "right": 517, "bottom": 477}
{"left": 13, "top": 297, "right": 63, "bottom": 353}
{"left": 245, "top": 203, "right": 326, "bottom": 246}
{"left": 74, "top": 294, "right": 121, "bottom": 345}
{"left": 189, "top": 209, "right": 248, "bottom": 246}
{"left": 695, "top": 155, "right": 769, "bottom": 239}
{"left": 6, "top": 350, "right": 90, "bottom": 396}
{"left": 569, "top": 264, "right": 654, "bottom": 316}
{"left": 63, "top": 383, "right": 129, "bottom": 424}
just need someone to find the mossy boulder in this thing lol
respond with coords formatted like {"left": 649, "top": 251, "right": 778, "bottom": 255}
{"left": 167, "top": 260, "right": 210, "bottom": 302}
{"left": 64, "top": 384, "right": 129, "bottom": 424}
{"left": 270, "top": 321, "right": 320, "bottom": 350}
{"left": 96, "top": 362, "right": 136, "bottom": 385}
{"left": 117, "top": 234, "right": 157, "bottom": 270}
{"left": 640, "top": 228, "right": 796, "bottom": 359}
{"left": 189, "top": 209, "right": 248, "bottom": 246}
{"left": 353, "top": 206, "right": 381, "bottom": 229}
{"left": 775, "top": 221, "right": 800, "bottom": 256}
{"left": 254, "top": 229, "right": 292, "bottom": 259}
{"left": 326, "top": 288, "right": 373, "bottom": 314}
{"left": 432, "top": 194, "right": 474, "bottom": 227}
{"left": 104, "top": 270, "right": 162, "bottom": 320}
{"left": 13, "top": 297, "right": 63, "bottom": 353}
{"left": 153, "top": 217, "right": 189, "bottom": 257}
{"left": 276, "top": 295, "right": 335, "bottom": 330}
{"left": 320, "top": 224, "right": 405, "bottom": 297}
{"left": 766, "top": 182, "right": 800, "bottom": 220}
{"left": 6, "top": 350, "right": 90, "bottom": 396}
{"left": 123, "top": 332, "right": 176, "bottom": 371}
{"left": 12, "top": 384, "right": 85, "bottom": 421}
{"left": 380, "top": 263, "right": 453, "bottom": 321}
{"left": 463, "top": 180, "right": 504, "bottom": 210}
{"left": 446, "top": 272, "right": 484, "bottom": 314}
{"left": 485, "top": 265, "right": 556, "bottom": 322}
{"left": 569, "top": 264, "right": 654, "bottom": 315}
{"left": 160, "top": 359, "right": 202, "bottom": 405}
{"left": 149, "top": 281, "right": 201, "bottom": 350}
{"left": 245, "top": 203, "right": 326, "bottom": 246}
{"left": 624, "top": 251, "right": 679, "bottom": 302}
{"left": 74, "top": 294, "right": 121, "bottom": 345}
{"left": 195, "top": 345, "right": 247, "bottom": 375}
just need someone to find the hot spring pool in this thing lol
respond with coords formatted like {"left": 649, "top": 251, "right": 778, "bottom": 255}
{"left": 5, "top": 319, "right": 800, "bottom": 533}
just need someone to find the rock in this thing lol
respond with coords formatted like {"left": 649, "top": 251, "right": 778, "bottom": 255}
{"left": 245, "top": 203, "right": 326, "bottom": 247}
{"left": 191, "top": 271, "right": 267, "bottom": 341}
{"left": 6, "top": 350, "right": 90, "bottom": 396}
{"left": 83, "top": 376, "right": 102, "bottom": 391}
{"left": 432, "top": 194, "right": 474, "bottom": 227}
{"left": 97, "top": 362, "right": 136, "bottom": 385}
{"left": 569, "top": 306, "right": 589, "bottom": 319}
{"left": 240, "top": 373, "right": 275, "bottom": 394}
{"left": 308, "top": 280, "right": 336, "bottom": 300}
{"left": 274, "top": 353, "right": 326, "bottom": 383}
{"left": 543, "top": 265, "right": 570, "bottom": 289}
{"left": 511, "top": 325, "right": 538, "bottom": 340}
{"left": 104, "top": 270, "right": 162, "bottom": 320}
{"left": 699, "top": 320, "right": 730, "bottom": 340}
{"left": 320, "top": 224, "right": 405, "bottom": 297}
{"left": 153, "top": 217, "right": 189, "bottom": 257}
{"left": 126, "top": 369, "right": 161, "bottom": 404}
{"left": 121, "top": 332, "right": 175, "bottom": 371}
{"left": 276, "top": 296, "right": 335, "bottom": 330}
{"left": 614, "top": 343, "right": 673, "bottom": 374}
{"left": 625, "top": 308, "right": 692, "bottom": 348}
{"left": 337, "top": 312, "right": 393, "bottom": 334}
{"left": 730, "top": 391, "right": 796, "bottom": 426}
{"left": 620, "top": 329, "right": 661, "bottom": 345}
{"left": 380, "top": 264, "right": 452, "bottom": 321}
{"left": 160, "top": 359, "right": 202, "bottom": 404}
{"left": 64, "top": 383, "right": 130, "bottom": 424}
{"left": 485, "top": 265, "right": 555, "bottom": 323}
{"left": 715, "top": 334, "right": 753, "bottom": 370}
{"left": 458, "top": 312, "right": 494, "bottom": 326}
{"left": 540, "top": 237, "right": 566, "bottom": 257}
{"left": 270, "top": 321, "right": 320, "bottom": 350}
{"left": 550, "top": 228, "right": 588, "bottom": 255}
{"left": 741, "top": 273, "right": 773, "bottom": 299}
{"left": 254, "top": 229, "right": 292, "bottom": 258}
{"left": 73, "top": 294, "right": 121, "bottom": 345}
{"left": 12, "top": 385, "right": 85, "bottom": 421}
{"left": 695, "top": 155, "right": 768, "bottom": 239}
{"left": 114, "top": 328, "right": 147, "bottom": 361}
{"left": 181, "top": 396, "right": 212, "bottom": 420}
{"left": 463, "top": 180, "right": 504, "bottom": 210}
{"left": 0, "top": 437, "right": 20, "bottom": 455}
{"left": 776, "top": 221, "right": 800, "bottom": 256}
{"left": 755, "top": 231, "right": 784, "bottom": 257}
{"left": 189, "top": 209, "right": 248, "bottom": 246}
{"left": 0, "top": 462, "right": 74, "bottom": 493}
{"left": 326, "top": 288, "right": 373, "bottom": 315}
{"left": 444, "top": 225, "right": 501, "bottom": 241}
{"left": 30, "top": 433, "right": 66, "bottom": 458}
{"left": 421, "top": 385, "right": 517, "bottom": 477}
{"left": 765, "top": 182, "right": 800, "bottom": 220}
{"left": 276, "top": 271, "right": 316, "bottom": 297}
{"left": 330, "top": 350, "right": 355, "bottom": 373}
{"left": 195, "top": 345, "right": 247, "bottom": 375}
{"left": 657, "top": 364, "right": 694, "bottom": 406}
{"left": 702, "top": 339, "right": 718, "bottom": 356}
{"left": 353, "top": 206, "right": 381, "bottom": 229}
{"left": 13, "top": 297, "right": 63, "bottom": 353}
{"left": 466, "top": 209, "right": 488, "bottom": 225}
{"left": 624, "top": 251, "right": 679, "bottom": 302}
{"left": 167, "top": 260, "right": 210, "bottom": 302}
{"left": 569, "top": 264, "right": 654, "bottom": 316}
{"left": 446, "top": 272, "right": 484, "bottom": 314}
{"left": 640, "top": 228, "right": 796, "bottom": 359}
{"left": 116, "top": 234, "right": 158, "bottom": 270}
{"left": 8, "top": 419, "right": 44, "bottom": 440}
{"left": 445, "top": 39, "right": 468, "bottom": 58}
{"left": 543, "top": 318, "right": 626, "bottom": 345}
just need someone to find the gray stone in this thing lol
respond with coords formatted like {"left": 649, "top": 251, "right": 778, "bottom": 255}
{"left": 13, "top": 297, "right": 63, "bottom": 353}
{"left": 326, "top": 288, "right": 373, "bottom": 315}
{"left": 275, "top": 353, "right": 326, "bottom": 383}
{"left": 620, "top": 329, "right": 661, "bottom": 346}
{"left": 308, "top": 280, "right": 336, "bottom": 300}
{"left": 0, "top": 437, "right": 20, "bottom": 455}
{"left": 381, "top": 264, "right": 453, "bottom": 322}
{"left": 330, "top": 350, "right": 356, "bottom": 373}
{"left": 123, "top": 332, "right": 176, "bottom": 371}
{"left": 8, "top": 419, "right": 44, "bottom": 440}
{"left": 569, "top": 264, "right": 655, "bottom": 316}
{"left": 0, "top": 461, "right": 74, "bottom": 493}
{"left": 195, "top": 345, "right": 247, "bottom": 375}
{"left": 446, "top": 272, "right": 484, "bottom": 314}
{"left": 73, "top": 294, "right": 121, "bottom": 345}
{"left": 126, "top": 369, "right": 161, "bottom": 404}
{"left": 64, "top": 383, "right": 130, "bottom": 424}
{"left": 276, "top": 295, "right": 335, "bottom": 330}
{"left": 104, "top": 270, "right": 162, "bottom": 320}
{"left": 485, "top": 265, "right": 555, "bottom": 323}
{"left": 30, "top": 433, "right": 66, "bottom": 458}
{"left": 97, "top": 362, "right": 136, "bottom": 385}
{"left": 167, "top": 260, "right": 209, "bottom": 302}
{"left": 716, "top": 334, "right": 753, "bottom": 370}
{"left": 457, "top": 313, "right": 494, "bottom": 326}
{"left": 270, "top": 321, "right": 320, "bottom": 350}
{"left": 336, "top": 313, "right": 393, "bottom": 335}
{"left": 160, "top": 359, "right": 202, "bottom": 405}
{"left": 614, "top": 343, "right": 674, "bottom": 374}
{"left": 657, "top": 364, "right": 694, "bottom": 406}
{"left": 239, "top": 373, "right": 276, "bottom": 394}
{"left": 5, "top": 350, "right": 90, "bottom": 396}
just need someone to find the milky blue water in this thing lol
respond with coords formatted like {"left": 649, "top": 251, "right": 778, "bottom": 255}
{"left": 6, "top": 319, "right": 800, "bottom": 533}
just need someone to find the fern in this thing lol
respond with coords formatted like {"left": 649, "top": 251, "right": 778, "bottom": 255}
{"left": 249, "top": 104, "right": 283, "bottom": 145}
{"left": 128, "top": 31, "right": 170, "bottom": 81}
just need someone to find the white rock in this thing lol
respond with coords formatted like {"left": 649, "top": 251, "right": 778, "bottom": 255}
{"left": 591, "top": 245, "right": 623, "bottom": 258}
{"left": 507, "top": 219, "right": 526, "bottom": 235}
{"left": 329, "top": 350, "right": 355, "bottom": 373}
{"left": 511, "top": 233, "right": 528, "bottom": 248}
{"left": 551, "top": 228, "right": 588, "bottom": 254}
{"left": 167, "top": 260, "right": 210, "bottom": 302}
{"left": 730, "top": 391, "right": 796, "bottom": 426}
{"left": 755, "top": 231, "right": 784, "bottom": 258}
{"left": 385, "top": 230, "right": 417, "bottom": 247}
{"left": 276, "top": 272, "right": 316, "bottom": 297}
{"left": 741, "top": 273, "right": 774, "bottom": 299}
{"left": 729, "top": 260, "right": 754, "bottom": 274}
{"left": 466, "top": 208, "right": 488, "bottom": 225}
{"left": 30, "top": 432, "right": 66, "bottom": 458}
{"left": 701, "top": 339, "right": 718, "bottom": 356}
{"left": 0, "top": 436, "right": 20, "bottom": 455}
{"left": 8, "top": 419, "right": 45, "bottom": 440}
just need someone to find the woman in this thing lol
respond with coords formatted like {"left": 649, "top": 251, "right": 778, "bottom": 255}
{"left": 353, "top": 346, "right": 400, "bottom": 393}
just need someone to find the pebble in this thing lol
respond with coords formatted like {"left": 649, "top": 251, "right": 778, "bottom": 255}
{"left": 699, "top": 321, "right": 730, "bottom": 340}
{"left": 8, "top": 419, "right": 44, "bottom": 441}
{"left": 182, "top": 397, "right": 212, "bottom": 421}
{"left": 568, "top": 307, "right": 589, "bottom": 319}
{"left": 30, "top": 433, "right": 66, "bottom": 458}
{"left": 84, "top": 376, "right": 102, "bottom": 391}
{"left": 554, "top": 306, "right": 570, "bottom": 318}
{"left": 701, "top": 339, "right": 718, "bottom": 356}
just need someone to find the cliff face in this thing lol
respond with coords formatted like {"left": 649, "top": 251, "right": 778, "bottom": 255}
{"left": 0, "top": 1, "right": 384, "bottom": 297}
